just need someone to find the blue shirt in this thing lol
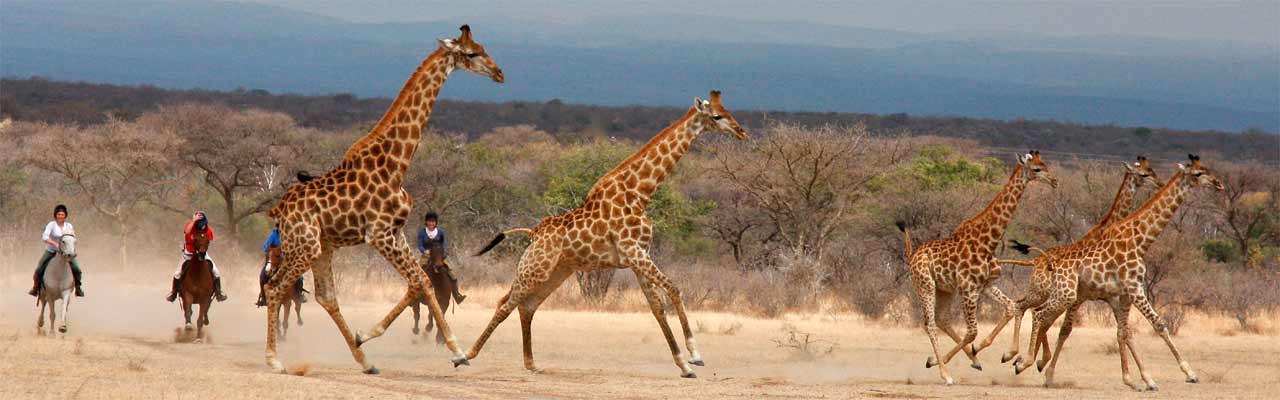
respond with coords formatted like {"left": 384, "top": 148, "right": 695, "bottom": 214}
{"left": 417, "top": 226, "right": 446, "bottom": 254}
{"left": 263, "top": 229, "right": 281, "bottom": 253}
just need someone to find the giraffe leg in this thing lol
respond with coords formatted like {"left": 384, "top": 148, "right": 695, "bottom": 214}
{"left": 633, "top": 269, "right": 696, "bottom": 378}
{"left": 914, "top": 277, "right": 954, "bottom": 385}
{"left": 1107, "top": 296, "right": 1150, "bottom": 391}
{"left": 1041, "top": 303, "right": 1081, "bottom": 387}
{"left": 264, "top": 231, "right": 320, "bottom": 374}
{"left": 467, "top": 240, "right": 560, "bottom": 362}
{"left": 355, "top": 230, "right": 467, "bottom": 366}
{"left": 308, "top": 247, "right": 380, "bottom": 374}
{"left": 931, "top": 292, "right": 981, "bottom": 370}
{"left": 1128, "top": 280, "right": 1197, "bottom": 384}
{"left": 518, "top": 267, "right": 572, "bottom": 373}
{"left": 1016, "top": 302, "right": 1062, "bottom": 374}
{"left": 938, "top": 288, "right": 981, "bottom": 367}
{"left": 633, "top": 258, "right": 705, "bottom": 367}
{"left": 973, "top": 286, "right": 1016, "bottom": 361}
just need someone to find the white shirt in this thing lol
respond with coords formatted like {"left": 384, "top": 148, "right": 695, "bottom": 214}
{"left": 42, "top": 221, "right": 74, "bottom": 252}
{"left": 425, "top": 228, "right": 439, "bottom": 240}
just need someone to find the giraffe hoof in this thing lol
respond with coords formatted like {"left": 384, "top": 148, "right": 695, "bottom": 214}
{"left": 1186, "top": 376, "right": 1199, "bottom": 384}
{"left": 355, "top": 331, "right": 367, "bottom": 347}
{"left": 412, "top": 327, "right": 420, "bottom": 335}
{"left": 1014, "top": 363, "right": 1028, "bottom": 375}
{"left": 944, "top": 377, "right": 955, "bottom": 386}
{"left": 1001, "top": 352, "right": 1015, "bottom": 363}
{"left": 969, "top": 344, "right": 979, "bottom": 355}
{"left": 364, "top": 366, "right": 380, "bottom": 375}
{"left": 451, "top": 356, "right": 470, "bottom": 368}
{"left": 970, "top": 362, "right": 982, "bottom": 371}
{"left": 925, "top": 356, "right": 937, "bottom": 369}
{"left": 1037, "top": 359, "right": 1048, "bottom": 372}
{"left": 681, "top": 371, "right": 697, "bottom": 379}
{"left": 690, "top": 358, "right": 705, "bottom": 367}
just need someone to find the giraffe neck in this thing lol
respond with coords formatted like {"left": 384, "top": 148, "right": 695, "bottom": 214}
{"left": 337, "top": 48, "right": 456, "bottom": 186}
{"left": 1113, "top": 171, "right": 1191, "bottom": 254}
{"left": 952, "top": 163, "right": 1030, "bottom": 255}
{"left": 1078, "top": 171, "right": 1140, "bottom": 244}
{"left": 595, "top": 108, "right": 703, "bottom": 209}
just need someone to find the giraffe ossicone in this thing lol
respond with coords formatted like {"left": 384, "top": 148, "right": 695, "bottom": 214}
{"left": 261, "top": 24, "right": 503, "bottom": 375}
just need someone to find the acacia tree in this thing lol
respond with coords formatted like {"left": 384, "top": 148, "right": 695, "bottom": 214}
{"left": 707, "top": 122, "right": 891, "bottom": 260}
{"left": 139, "top": 103, "right": 315, "bottom": 246}
{"left": 1210, "top": 162, "right": 1280, "bottom": 268}
{"left": 20, "top": 119, "right": 178, "bottom": 268}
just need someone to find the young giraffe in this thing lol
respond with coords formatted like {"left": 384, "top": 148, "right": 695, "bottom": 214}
{"left": 263, "top": 25, "right": 503, "bottom": 374}
{"left": 466, "top": 91, "right": 747, "bottom": 378}
{"left": 1024, "top": 154, "right": 1223, "bottom": 390}
{"left": 972, "top": 156, "right": 1161, "bottom": 366}
{"left": 896, "top": 151, "right": 1057, "bottom": 385}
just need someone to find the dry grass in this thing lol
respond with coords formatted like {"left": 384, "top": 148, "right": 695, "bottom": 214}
{"left": 771, "top": 323, "right": 838, "bottom": 361}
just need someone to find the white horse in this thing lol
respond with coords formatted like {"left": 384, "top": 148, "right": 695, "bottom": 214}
{"left": 37, "top": 233, "right": 77, "bottom": 336}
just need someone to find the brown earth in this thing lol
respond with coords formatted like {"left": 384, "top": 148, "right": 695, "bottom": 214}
{"left": 1, "top": 275, "right": 1276, "bottom": 399}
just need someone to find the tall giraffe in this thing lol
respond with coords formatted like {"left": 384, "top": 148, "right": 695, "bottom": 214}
{"left": 1024, "top": 154, "right": 1223, "bottom": 390}
{"left": 896, "top": 151, "right": 1057, "bottom": 385}
{"left": 970, "top": 156, "right": 1161, "bottom": 366}
{"left": 263, "top": 25, "right": 503, "bottom": 374}
{"left": 465, "top": 91, "right": 747, "bottom": 378}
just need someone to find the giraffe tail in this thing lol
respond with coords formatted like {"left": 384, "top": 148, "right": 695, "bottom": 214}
{"left": 474, "top": 228, "right": 534, "bottom": 256}
{"left": 895, "top": 221, "right": 913, "bottom": 259}
{"left": 1009, "top": 239, "right": 1048, "bottom": 256}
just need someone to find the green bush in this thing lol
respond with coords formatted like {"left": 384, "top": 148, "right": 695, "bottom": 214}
{"left": 1201, "top": 239, "right": 1239, "bottom": 263}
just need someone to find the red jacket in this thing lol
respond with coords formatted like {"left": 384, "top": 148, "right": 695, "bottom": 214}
{"left": 184, "top": 220, "right": 215, "bottom": 253}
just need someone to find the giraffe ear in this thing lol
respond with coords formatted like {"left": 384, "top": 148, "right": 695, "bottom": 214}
{"left": 438, "top": 38, "right": 461, "bottom": 52}
{"left": 1123, "top": 161, "right": 1137, "bottom": 172}
{"left": 693, "top": 97, "right": 710, "bottom": 113}
{"left": 1017, "top": 153, "right": 1030, "bottom": 165}
{"left": 1177, "top": 163, "right": 1187, "bottom": 171}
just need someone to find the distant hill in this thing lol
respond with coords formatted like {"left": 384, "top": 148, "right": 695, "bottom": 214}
{"left": 2, "top": 1, "right": 1276, "bottom": 133}
{"left": 4, "top": 77, "right": 1275, "bottom": 164}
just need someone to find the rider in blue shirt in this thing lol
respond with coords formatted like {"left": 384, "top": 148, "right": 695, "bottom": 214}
{"left": 418, "top": 211, "right": 465, "bottom": 303}
{"left": 255, "top": 225, "right": 307, "bottom": 307}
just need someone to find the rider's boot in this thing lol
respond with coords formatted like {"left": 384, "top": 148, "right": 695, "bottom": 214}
{"left": 28, "top": 273, "right": 40, "bottom": 297}
{"left": 446, "top": 268, "right": 466, "bottom": 304}
{"left": 165, "top": 278, "right": 180, "bottom": 302}
{"left": 71, "top": 267, "right": 84, "bottom": 297}
{"left": 255, "top": 287, "right": 266, "bottom": 307}
{"left": 213, "top": 277, "right": 228, "bottom": 302}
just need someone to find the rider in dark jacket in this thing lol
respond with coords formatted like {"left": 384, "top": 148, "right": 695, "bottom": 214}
{"left": 418, "top": 211, "right": 465, "bottom": 303}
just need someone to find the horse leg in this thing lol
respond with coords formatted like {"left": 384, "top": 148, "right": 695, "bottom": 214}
{"left": 183, "top": 296, "right": 194, "bottom": 331}
{"left": 196, "top": 300, "right": 211, "bottom": 343}
{"left": 48, "top": 301, "right": 57, "bottom": 337}
{"left": 58, "top": 293, "right": 71, "bottom": 334}
{"left": 435, "top": 274, "right": 451, "bottom": 345}
{"left": 37, "top": 300, "right": 46, "bottom": 335}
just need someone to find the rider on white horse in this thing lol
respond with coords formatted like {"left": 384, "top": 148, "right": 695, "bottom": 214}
{"left": 166, "top": 211, "right": 228, "bottom": 302}
{"left": 29, "top": 204, "right": 84, "bottom": 297}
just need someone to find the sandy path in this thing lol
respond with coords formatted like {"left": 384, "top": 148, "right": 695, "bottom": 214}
{"left": 1, "top": 276, "right": 1276, "bottom": 399}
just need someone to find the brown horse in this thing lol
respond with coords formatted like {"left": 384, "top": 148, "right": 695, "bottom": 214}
{"left": 179, "top": 225, "right": 214, "bottom": 343}
{"left": 264, "top": 245, "right": 306, "bottom": 340}
{"left": 411, "top": 240, "right": 458, "bottom": 344}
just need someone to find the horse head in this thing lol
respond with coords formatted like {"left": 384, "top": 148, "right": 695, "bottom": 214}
{"left": 191, "top": 227, "right": 210, "bottom": 260}
{"left": 267, "top": 245, "right": 283, "bottom": 268}
{"left": 59, "top": 233, "right": 78, "bottom": 260}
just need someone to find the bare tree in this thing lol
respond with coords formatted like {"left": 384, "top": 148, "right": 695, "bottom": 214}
{"left": 138, "top": 103, "right": 315, "bottom": 245}
{"left": 20, "top": 119, "right": 178, "bottom": 268}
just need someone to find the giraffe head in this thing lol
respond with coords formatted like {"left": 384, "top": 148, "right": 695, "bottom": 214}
{"left": 438, "top": 25, "right": 504, "bottom": 82}
{"left": 1177, "top": 154, "right": 1225, "bottom": 191}
{"left": 693, "top": 90, "right": 748, "bottom": 140}
{"left": 1123, "top": 155, "right": 1162, "bottom": 187}
{"left": 1017, "top": 150, "right": 1057, "bottom": 188}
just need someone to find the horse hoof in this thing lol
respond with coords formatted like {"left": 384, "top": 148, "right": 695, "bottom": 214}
{"left": 451, "top": 357, "right": 470, "bottom": 368}
{"left": 681, "top": 371, "right": 697, "bottom": 379}
{"left": 925, "top": 356, "right": 937, "bottom": 368}
{"left": 364, "top": 366, "right": 380, "bottom": 375}
{"left": 690, "top": 358, "right": 706, "bottom": 367}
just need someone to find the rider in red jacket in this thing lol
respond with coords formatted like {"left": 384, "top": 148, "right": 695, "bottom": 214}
{"left": 166, "top": 211, "right": 227, "bottom": 302}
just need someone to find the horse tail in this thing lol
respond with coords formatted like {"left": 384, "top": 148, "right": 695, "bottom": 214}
{"left": 895, "top": 221, "right": 913, "bottom": 260}
{"left": 474, "top": 228, "right": 534, "bottom": 256}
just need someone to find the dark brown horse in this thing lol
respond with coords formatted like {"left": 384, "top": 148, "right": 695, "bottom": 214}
{"left": 179, "top": 225, "right": 214, "bottom": 343}
{"left": 411, "top": 240, "right": 457, "bottom": 344}
{"left": 265, "top": 245, "right": 305, "bottom": 340}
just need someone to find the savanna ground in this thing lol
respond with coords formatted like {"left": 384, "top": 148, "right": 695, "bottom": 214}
{"left": 3, "top": 270, "right": 1277, "bottom": 400}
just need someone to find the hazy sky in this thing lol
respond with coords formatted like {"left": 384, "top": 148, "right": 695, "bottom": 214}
{"left": 252, "top": 0, "right": 1279, "bottom": 44}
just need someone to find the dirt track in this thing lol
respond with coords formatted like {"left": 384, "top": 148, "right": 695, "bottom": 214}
{"left": 2, "top": 276, "right": 1277, "bottom": 399}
